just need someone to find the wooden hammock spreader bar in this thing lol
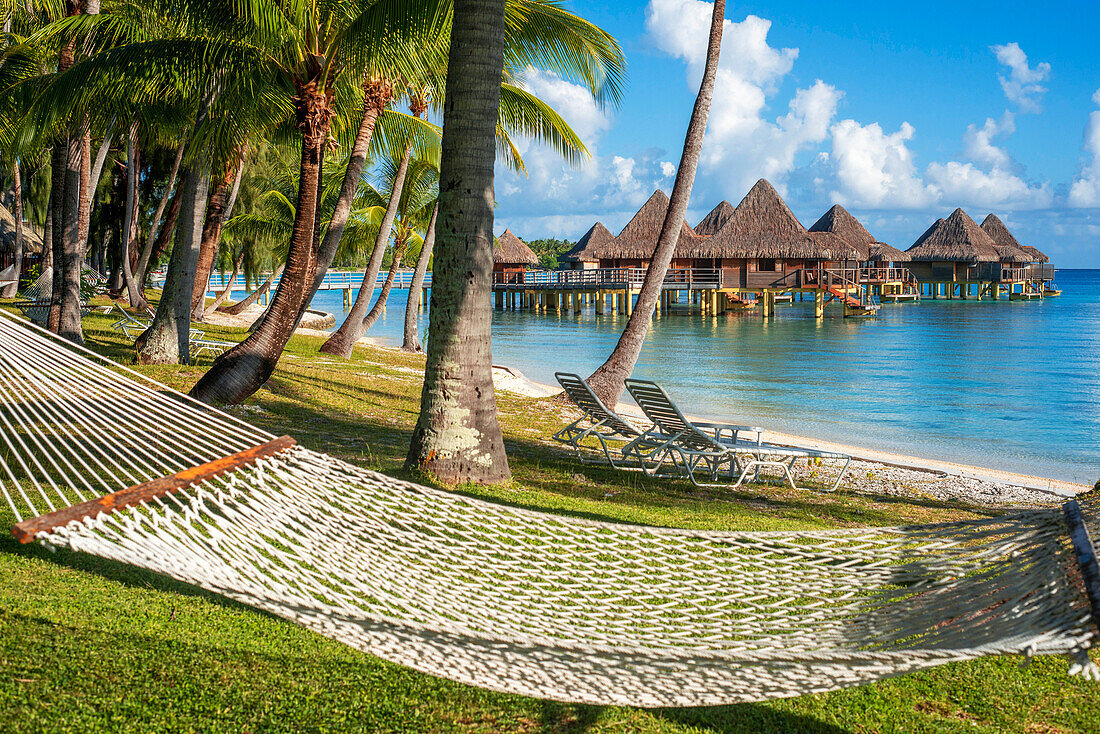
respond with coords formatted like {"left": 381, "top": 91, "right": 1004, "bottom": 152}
{"left": 1064, "top": 499, "right": 1100, "bottom": 635}
{"left": 12, "top": 435, "right": 296, "bottom": 544}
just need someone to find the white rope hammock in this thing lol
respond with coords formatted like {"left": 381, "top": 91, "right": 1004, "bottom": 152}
{"left": 0, "top": 312, "right": 1097, "bottom": 707}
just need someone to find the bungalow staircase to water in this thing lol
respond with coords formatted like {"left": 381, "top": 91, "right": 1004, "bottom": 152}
{"left": 823, "top": 271, "right": 880, "bottom": 317}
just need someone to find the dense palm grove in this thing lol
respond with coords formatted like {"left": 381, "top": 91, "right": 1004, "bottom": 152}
{"left": 0, "top": 0, "right": 626, "bottom": 482}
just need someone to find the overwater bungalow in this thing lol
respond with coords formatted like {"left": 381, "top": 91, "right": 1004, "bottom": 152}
{"left": 980, "top": 214, "right": 1057, "bottom": 296}
{"left": 493, "top": 229, "right": 538, "bottom": 282}
{"left": 807, "top": 204, "right": 919, "bottom": 301}
{"left": 905, "top": 208, "right": 1038, "bottom": 299}
{"left": 562, "top": 222, "right": 612, "bottom": 270}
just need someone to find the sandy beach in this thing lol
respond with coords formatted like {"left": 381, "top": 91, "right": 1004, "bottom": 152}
{"left": 208, "top": 302, "right": 1091, "bottom": 505}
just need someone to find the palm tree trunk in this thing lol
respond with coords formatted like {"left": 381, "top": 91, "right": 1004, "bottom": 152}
{"left": 405, "top": 0, "right": 511, "bottom": 484}
{"left": 219, "top": 263, "right": 283, "bottom": 315}
{"left": 319, "top": 140, "right": 413, "bottom": 358}
{"left": 47, "top": 140, "right": 66, "bottom": 331}
{"left": 135, "top": 86, "right": 219, "bottom": 365}
{"left": 204, "top": 250, "right": 244, "bottom": 316}
{"left": 41, "top": 192, "right": 53, "bottom": 274}
{"left": 191, "top": 146, "right": 244, "bottom": 320}
{"left": 188, "top": 81, "right": 334, "bottom": 403}
{"left": 299, "top": 75, "right": 392, "bottom": 319}
{"left": 584, "top": 0, "right": 724, "bottom": 408}
{"left": 402, "top": 204, "right": 437, "bottom": 351}
{"left": 119, "top": 122, "right": 146, "bottom": 309}
{"left": 88, "top": 117, "right": 115, "bottom": 204}
{"left": 2, "top": 161, "right": 23, "bottom": 298}
{"left": 135, "top": 138, "right": 184, "bottom": 287}
{"left": 76, "top": 122, "right": 91, "bottom": 254}
{"left": 135, "top": 154, "right": 211, "bottom": 364}
{"left": 360, "top": 236, "right": 409, "bottom": 331}
{"left": 56, "top": 120, "right": 85, "bottom": 343}
{"left": 145, "top": 171, "right": 185, "bottom": 281}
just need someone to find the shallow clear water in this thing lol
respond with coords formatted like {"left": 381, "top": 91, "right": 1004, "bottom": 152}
{"left": 304, "top": 270, "right": 1100, "bottom": 484}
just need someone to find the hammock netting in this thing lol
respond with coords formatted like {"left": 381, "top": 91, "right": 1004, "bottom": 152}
{"left": 0, "top": 313, "right": 1096, "bottom": 707}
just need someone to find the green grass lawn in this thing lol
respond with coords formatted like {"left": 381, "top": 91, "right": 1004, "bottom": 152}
{"left": 1, "top": 301, "right": 1097, "bottom": 733}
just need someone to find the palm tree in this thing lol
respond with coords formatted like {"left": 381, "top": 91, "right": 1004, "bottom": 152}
{"left": 584, "top": 0, "right": 725, "bottom": 407}
{"left": 190, "top": 0, "right": 623, "bottom": 402}
{"left": 319, "top": 90, "right": 438, "bottom": 357}
{"left": 405, "top": 0, "right": 512, "bottom": 484}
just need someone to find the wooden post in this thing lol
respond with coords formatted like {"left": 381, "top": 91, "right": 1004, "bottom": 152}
{"left": 13, "top": 437, "right": 297, "bottom": 543}
{"left": 625, "top": 289, "right": 633, "bottom": 315}
{"left": 595, "top": 290, "right": 604, "bottom": 314}
{"left": 814, "top": 290, "right": 824, "bottom": 318}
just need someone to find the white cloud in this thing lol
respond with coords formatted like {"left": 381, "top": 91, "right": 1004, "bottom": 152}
{"left": 493, "top": 67, "right": 677, "bottom": 232}
{"left": 660, "top": 161, "right": 676, "bottom": 177}
{"left": 991, "top": 43, "right": 1051, "bottom": 112}
{"left": 925, "top": 160, "right": 1052, "bottom": 209}
{"left": 1068, "top": 89, "right": 1100, "bottom": 208}
{"left": 645, "top": 0, "right": 837, "bottom": 192}
{"left": 828, "top": 120, "right": 937, "bottom": 208}
{"left": 962, "top": 113, "right": 1016, "bottom": 170}
{"left": 925, "top": 110, "right": 1052, "bottom": 209}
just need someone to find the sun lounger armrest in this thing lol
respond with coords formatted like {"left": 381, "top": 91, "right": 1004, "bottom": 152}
{"left": 691, "top": 421, "right": 765, "bottom": 444}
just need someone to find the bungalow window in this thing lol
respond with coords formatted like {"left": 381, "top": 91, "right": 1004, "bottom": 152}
{"left": 758, "top": 258, "right": 778, "bottom": 272}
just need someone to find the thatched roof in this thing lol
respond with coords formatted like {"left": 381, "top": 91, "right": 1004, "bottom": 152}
{"left": 563, "top": 222, "right": 612, "bottom": 263}
{"left": 695, "top": 180, "right": 859, "bottom": 260}
{"left": 494, "top": 228, "right": 538, "bottom": 265}
{"left": 809, "top": 204, "right": 875, "bottom": 247}
{"left": 1019, "top": 244, "right": 1049, "bottom": 263}
{"left": 905, "top": 209, "right": 1001, "bottom": 263}
{"left": 867, "top": 243, "right": 911, "bottom": 262}
{"left": 590, "top": 190, "right": 703, "bottom": 260}
{"left": 693, "top": 201, "right": 735, "bottom": 236}
{"left": 0, "top": 202, "right": 43, "bottom": 255}
{"left": 980, "top": 214, "right": 1041, "bottom": 263}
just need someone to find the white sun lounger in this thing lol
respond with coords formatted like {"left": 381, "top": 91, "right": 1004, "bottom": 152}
{"left": 623, "top": 378, "right": 851, "bottom": 492}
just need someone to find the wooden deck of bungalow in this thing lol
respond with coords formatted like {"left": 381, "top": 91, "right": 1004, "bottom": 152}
{"left": 491, "top": 264, "right": 918, "bottom": 318}
{"left": 909, "top": 263, "right": 1057, "bottom": 300}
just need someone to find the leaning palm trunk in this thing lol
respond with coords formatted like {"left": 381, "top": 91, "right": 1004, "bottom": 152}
{"left": 204, "top": 251, "right": 245, "bottom": 316}
{"left": 319, "top": 141, "right": 413, "bottom": 358}
{"left": 584, "top": 0, "right": 724, "bottom": 408}
{"left": 299, "top": 76, "right": 392, "bottom": 322}
{"left": 219, "top": 263, "right": 284, "bottom": 315}
{"left": 402, "top": 205, "right": 437, "bottom": 351}
{"left": 188, "top": 83, "right": 334, "bottom": 404}
{"left": 405, "top": 0, "right": 511, "bottom": 484}
{"left": 134, "top": 139, "right": 184, "bottom": 287}
{"left": 360, "top": 238, "right": 409, "bottom": 333}
{"left": 1, "top": 162, "right": 22, "bottom": 298}
{"left": 192, "top": 144, "right": 246, "bottom": 320}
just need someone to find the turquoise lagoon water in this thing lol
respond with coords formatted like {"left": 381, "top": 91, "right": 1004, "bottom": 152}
{"left": 306, "top": 270, "right": 1100, "bottom": 484}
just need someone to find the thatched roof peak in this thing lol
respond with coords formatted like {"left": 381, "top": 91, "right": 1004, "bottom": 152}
{"left": 808, "top": 204, "right": 875, "bottom": 247}
{"left": 564, "top": 222, "right": 613, "bottom": 263}
{"left": 980, "top": 213, "right": 1036, "bottom": 263}
{"left": 722, "top": 179, "right": 807, "bottom": 238}
{"left": 693, "top": 201, "right": 735, "bottom": 236}
{"left": 594, "top": 190, "right": 702, "bottom": 261}
{"left": 692, "top": 180, "right": 861, "bottom": 260}
{"left": 906, "top": 209, "right": 1001, "bottom": 263}
{"left": 494, "top": 228, "right": 538, "bottom": 265}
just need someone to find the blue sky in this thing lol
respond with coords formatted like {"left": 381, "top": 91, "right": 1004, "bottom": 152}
{"left": 493, "top": 0, "right": 1100, "bottom": 267}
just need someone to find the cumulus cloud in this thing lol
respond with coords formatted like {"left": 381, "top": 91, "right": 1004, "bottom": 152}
{"left": 493, "top": 67, "right": 677, "bottom": 236}
{"left": 646, "top": 0, "right": 838, "bottom": 193}
{"left": 925, "top": 110, "right": 1052, "bottom": 209}
{"left": 1068, "top": 89, "right": 1100, "bottom": 208}
{"left": 828, "top": 119, "right": 937, "bottom": 208}
{"left": 991, "top": 43, "right": 1051, "bottom": 112}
